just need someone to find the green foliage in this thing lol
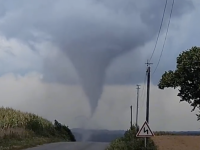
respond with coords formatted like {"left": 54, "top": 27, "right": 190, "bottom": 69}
{"left": 106, "top": 124, "right": 157, "bottom": 150}
{"left": 54, "top": 120, "right": 76, "bottom": 141}
{"left": 158, "top": 46, "right": 200, "bottom": 117}
{"left": 0, "top": 107, "right": 76, "bottom": 141}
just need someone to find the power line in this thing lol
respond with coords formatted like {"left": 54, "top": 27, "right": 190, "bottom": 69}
{"left": 149, "top": 0, "right": 168, "bottom": 61}
{"left": 152, "top": 0, "right": 175, "bottom": 75}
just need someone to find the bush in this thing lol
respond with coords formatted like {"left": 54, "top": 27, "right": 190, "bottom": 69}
{"left": 106, "top": 124, "right": 157, "bottom": 150}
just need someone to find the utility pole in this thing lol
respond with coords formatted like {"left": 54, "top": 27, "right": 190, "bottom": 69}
{"left": 146, "top": 66, "right": 151, "bottom": 123}
{"left": 145, "top": 60, "right": 153, "bottom": 149}
{"left": 130, "top": 105, "right": 133, "bottom": 129}
{"left": 136, "top": 84, "right": 140, "bottom": 131}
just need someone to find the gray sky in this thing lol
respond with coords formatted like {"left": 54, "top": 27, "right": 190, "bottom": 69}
{"left": 0, "top": 0, "right": 200, "bottom": 131}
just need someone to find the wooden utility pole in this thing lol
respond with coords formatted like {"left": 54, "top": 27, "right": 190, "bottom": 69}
{"left": 146, "top": 66, "right": 151, "bottom": 123}
{"left": 145, "top": 60, "right": 152, "bottom": 148}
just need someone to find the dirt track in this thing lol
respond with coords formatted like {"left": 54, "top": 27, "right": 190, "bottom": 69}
{"left": 151, "top": 136, "right": 200, "bottom": 150}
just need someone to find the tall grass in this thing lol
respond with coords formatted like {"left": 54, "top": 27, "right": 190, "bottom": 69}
{"left": 0, "top": 107, "right": 52, "bottom": 129}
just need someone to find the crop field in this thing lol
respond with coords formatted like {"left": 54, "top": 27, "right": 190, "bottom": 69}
{"left": 151, "top": 136, "right": 200, "bottom": 150}
{"left": 0, "top": 107, "right": 75, "bottom": 150}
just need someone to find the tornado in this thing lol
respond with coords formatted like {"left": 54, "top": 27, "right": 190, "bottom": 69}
{"left": 66, "top": 49, "right": 129, "bottom": 115}
{"left": 0, "top": 0, "right": 192, "bottom": 118}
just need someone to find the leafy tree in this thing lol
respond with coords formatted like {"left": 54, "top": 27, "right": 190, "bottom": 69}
{"left": 158, "top": 46, "right": 200, "bottom": 120}
{"left": 54, "top": 120, "right": 76, "bottom": 141}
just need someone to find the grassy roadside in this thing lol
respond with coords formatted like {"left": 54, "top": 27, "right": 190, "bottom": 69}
{"left": 0, "top": 107, "right": 76, "bottom": 150}
{"left": 0, "top": 136, "right": 66, "bottom": 150}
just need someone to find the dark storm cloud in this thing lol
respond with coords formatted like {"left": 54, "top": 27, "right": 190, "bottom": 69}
{"left": 0, "top": 0, "right": 194, "bottom": 114}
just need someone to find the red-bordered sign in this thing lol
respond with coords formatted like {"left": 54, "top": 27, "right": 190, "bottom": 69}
{"left": 136, "top": 121, "right": 154, "bottom": 137}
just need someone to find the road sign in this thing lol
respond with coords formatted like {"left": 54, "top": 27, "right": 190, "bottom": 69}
{"left": 136, "top": 121, "right": 154, "bottom": 137}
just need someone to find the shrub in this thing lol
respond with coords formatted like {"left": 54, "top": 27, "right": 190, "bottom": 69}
{"left": 106, "top": 124, "right": 157, "bottom": 150}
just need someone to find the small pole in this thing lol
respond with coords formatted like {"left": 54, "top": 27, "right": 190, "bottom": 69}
{"left": 136, "top": 84, "right": 140, "bottom": 131}
{"left": 130, "top": 105, "right": 132, "bottom": 129}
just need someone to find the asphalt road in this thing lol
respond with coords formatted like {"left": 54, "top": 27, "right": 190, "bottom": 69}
{"left": 24, "top": 142, "right": 109, "bottom": 150}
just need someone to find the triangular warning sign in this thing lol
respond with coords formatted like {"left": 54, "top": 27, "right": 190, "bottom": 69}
{"left": 136, "top": 121, "right": 154, "bottom": 137}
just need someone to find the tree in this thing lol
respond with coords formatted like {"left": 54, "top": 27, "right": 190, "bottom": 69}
{"left": 54, "top": 120, "right": 76, "bottom": 141}
{"left": 158, "top": 46, "right": 200, "bottom": 120}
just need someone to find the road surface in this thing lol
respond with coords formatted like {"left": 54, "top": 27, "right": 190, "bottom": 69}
{"left": 25, "top": 142, "right": 109, "bottom": 150}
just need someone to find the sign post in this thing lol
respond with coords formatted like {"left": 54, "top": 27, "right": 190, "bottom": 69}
{"left": 136, "top": 121, "right": 154, "bottom": 148}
